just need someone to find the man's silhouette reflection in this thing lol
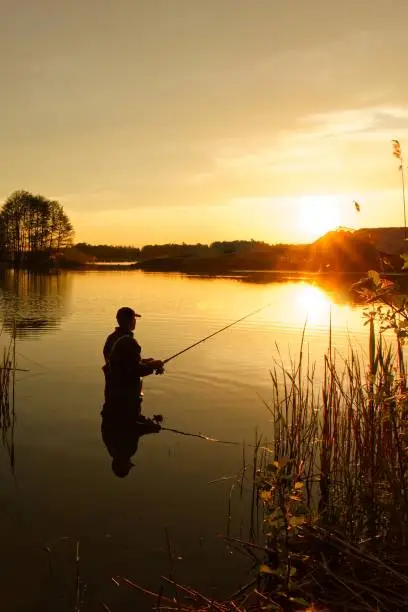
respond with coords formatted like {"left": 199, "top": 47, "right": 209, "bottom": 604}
{"left": 101, "top": 399, "right": 162, "bottom": 478}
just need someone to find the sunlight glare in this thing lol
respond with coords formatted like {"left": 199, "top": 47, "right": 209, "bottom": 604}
{"left": 295, "top": 285, "right": 331, "bottom": 326}
{"left": 297, "top": 196, "right": 341, "bottom": 241}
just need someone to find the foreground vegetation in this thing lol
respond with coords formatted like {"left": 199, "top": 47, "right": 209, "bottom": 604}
{"left": 252, "top": 319, "right": 408, "bottom": 611}
{"left": 121, "top": 283, "right": 408, "bottom": 611}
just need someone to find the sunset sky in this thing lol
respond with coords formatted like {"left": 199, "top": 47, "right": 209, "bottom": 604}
{"left": 1, "top": 0, "right": 408, "bottom": 245}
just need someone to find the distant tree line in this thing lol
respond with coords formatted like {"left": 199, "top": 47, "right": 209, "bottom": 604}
{"left": 131, "top": 233, "right": 395, "bottom": 274}
{"left": 137, "top": 240, "right": 287, "bottom": 259}
{"left": 75, "top": 243, "right": 141, "bottom": 262}
{"left": 0, "top": 190, "right": 74, "bottom": 266}
{"left": 73, "top": 241, "right": 283, "bottom": 262}
{"left": 139, "top": 242, "right": 208, "bottom": 259}
{"left": 71, "top": 240, "right": 309, "bottom": 266}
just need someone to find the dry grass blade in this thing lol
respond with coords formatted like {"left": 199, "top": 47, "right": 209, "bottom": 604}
{"left": 121, "top": 578, "right": 175, "bottom": 604}
{"left": 161, "top": 576, "right": 225, "bottom": 610}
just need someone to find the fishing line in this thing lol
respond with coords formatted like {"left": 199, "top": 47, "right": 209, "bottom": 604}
{"left": 15, "top": 350, "right": 52, "bottom": 371}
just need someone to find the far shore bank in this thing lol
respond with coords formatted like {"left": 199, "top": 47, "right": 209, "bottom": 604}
{"left": 3, "top": 261, "right": 408, "bottom": 286}
{"left": 3, "top": 257, "right": 408, "bottom": 275}
{"left": 0, "top": 261, "right": 393, "bottom": 275}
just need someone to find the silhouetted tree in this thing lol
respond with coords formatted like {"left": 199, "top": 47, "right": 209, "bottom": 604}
{"left": 0, "top": 190, "right": 74, "bottom": 266}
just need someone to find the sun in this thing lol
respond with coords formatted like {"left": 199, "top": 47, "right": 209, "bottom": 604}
{"left": 297, "top": 196, "right": 341, "bottom": 241}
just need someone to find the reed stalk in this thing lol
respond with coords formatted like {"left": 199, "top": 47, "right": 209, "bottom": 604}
{"left": 0, "top": 324, "right": 16, "bottom": 472}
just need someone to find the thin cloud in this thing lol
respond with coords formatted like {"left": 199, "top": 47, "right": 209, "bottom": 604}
{"left": 213, "top": 105, "right": 408, "bottom": 178}
{"left": 301, "top": 106, "right": 408, "bottom": 141}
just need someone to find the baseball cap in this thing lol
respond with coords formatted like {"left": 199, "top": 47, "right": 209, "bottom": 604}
{"left": 116, "top": 306, "right": 142, "bottom": 322}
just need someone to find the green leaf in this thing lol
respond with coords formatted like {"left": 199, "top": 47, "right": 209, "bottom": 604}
{"left": 259, "top": 564, "right": 274, "bottom": 574}
{"left": 294, "top": 481, "right": 304, "bottom": 490}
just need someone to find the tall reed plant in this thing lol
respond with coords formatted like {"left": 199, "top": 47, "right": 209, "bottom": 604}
{"left": 255, "top": 320, "right": 408, "bottom": 610}
{"left": 0, "top": 324, "right": 16, "bottom": 472}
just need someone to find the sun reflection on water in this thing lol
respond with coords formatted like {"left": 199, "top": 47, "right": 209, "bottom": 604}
{"left": 295, "top": 284, "right": 332, "bottom": 326}
{"left": 254, "top": 281, "right": 361, "bottom": 338}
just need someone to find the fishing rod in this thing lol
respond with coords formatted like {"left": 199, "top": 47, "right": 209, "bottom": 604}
{"left": 162, "top": 303, "right": 271, "bottom": 365}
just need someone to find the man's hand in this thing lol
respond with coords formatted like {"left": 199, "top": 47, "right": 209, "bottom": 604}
{"left": 154, "top": 360, "right": 165, "bottom": 375}
{"left": 141, "top": 357, "right": 164, "bottom": 374}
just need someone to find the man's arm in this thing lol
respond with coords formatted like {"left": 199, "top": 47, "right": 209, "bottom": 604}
{"left": 103, "top": 336, "right": 112, "bottom": 363}
{"left": 124, "top": 339, "right": 163, "bottom": 376}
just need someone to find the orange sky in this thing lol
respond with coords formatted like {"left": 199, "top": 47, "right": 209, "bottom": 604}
{"left": 1, "top": 0, "right": 408, "bottom": 245}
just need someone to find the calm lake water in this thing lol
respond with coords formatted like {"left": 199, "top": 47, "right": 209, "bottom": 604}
{"left": 0, "top": 269, "right": 371, "bottom": 611}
